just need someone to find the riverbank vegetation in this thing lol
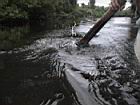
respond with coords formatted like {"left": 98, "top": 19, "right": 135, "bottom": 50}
{"left": 0, "top": 0, "right": 108, "bottom": 28}
{"left": 0, "top": 0, "right": 132, "bottom": 28}
{"left": 0, "top": 0, "right": 78, "bottom": 27}
{"left": 115, "top": 7, "right": 133, "bottom": 17}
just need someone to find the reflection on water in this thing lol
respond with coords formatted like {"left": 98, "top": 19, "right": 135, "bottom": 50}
{"left": 0, "top": 17, "right": 140, "bottom": 105}
{"left": 0, "top": 25, "right": 52, "bottom": 50}
{"left": 0, "top": 26, "right": 30, "bottom": 50}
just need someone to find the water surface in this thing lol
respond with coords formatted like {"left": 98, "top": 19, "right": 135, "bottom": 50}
{"left": 0, "top": 17, "right": 140, "bottom": 105}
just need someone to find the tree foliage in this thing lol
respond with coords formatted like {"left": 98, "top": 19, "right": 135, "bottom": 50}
{"left": 0, "top": 0, "right": 78, "bottom": 26}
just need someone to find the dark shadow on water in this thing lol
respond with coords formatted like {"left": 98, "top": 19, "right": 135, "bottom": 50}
{"left": 0, "top": 24, "right": 55, "bottom": 51}
{"left": 0, "top": 48, "right": 80, "bottom": 105}
{"left": 0, "top": 22, "right": 81, "bottom": 105}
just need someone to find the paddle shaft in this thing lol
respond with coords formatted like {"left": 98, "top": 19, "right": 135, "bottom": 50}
{"left": 77, "top": 0, "right": 126, "bottom": 46}
{"left": 78, "top": 8, "right": 117, "bottom": 44}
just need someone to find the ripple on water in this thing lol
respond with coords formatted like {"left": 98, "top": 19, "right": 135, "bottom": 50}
{"left": 1, "top": 17, "right": 140, "bottom": 105}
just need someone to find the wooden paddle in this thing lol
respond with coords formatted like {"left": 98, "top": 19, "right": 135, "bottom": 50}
{"left": 76, "top": 0, "right": 126, "bottom": 47}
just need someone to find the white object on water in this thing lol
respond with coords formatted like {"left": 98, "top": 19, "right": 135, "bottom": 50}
{"left": 71, "top": 21, "right": 77, "bottom": 37}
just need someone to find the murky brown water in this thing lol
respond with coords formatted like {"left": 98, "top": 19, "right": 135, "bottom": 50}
{"left": 0, "top": 17, "right": 140, "bottom": 105}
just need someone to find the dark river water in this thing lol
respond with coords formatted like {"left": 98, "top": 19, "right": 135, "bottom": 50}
{"left": 0, "top": 17, "right": 140, "bottom": 105}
